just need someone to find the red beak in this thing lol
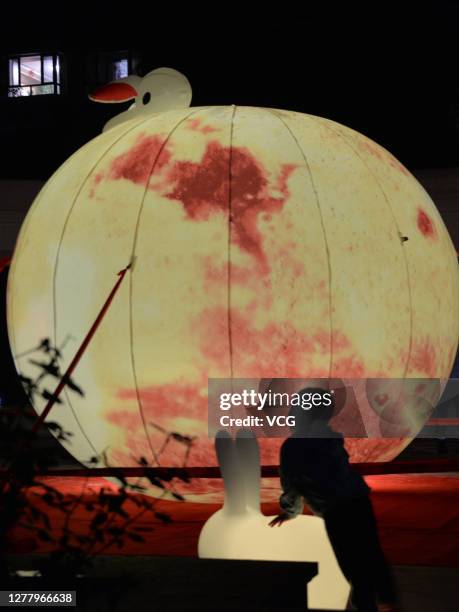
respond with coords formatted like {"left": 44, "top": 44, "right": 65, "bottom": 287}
{"left": 89, "top": 81, "right": 138, "bottom": 103}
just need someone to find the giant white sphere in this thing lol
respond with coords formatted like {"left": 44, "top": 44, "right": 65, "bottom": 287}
{"left": 7, "top": 104, "right": 459, "bottom": 500}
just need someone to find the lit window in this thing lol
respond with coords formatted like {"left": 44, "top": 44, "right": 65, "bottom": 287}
{"left": 85, "top": 50, "right": 140, "bottom": 93}
{"left": 8, "top": 54, "right": 62, "bottom": 97}
{"left": 113, "top": 58, "right": 129, "bottom": 80}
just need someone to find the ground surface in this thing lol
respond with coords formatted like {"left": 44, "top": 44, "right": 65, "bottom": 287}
{"left": 4, "top": 555, "right": 459, "bottom": 611}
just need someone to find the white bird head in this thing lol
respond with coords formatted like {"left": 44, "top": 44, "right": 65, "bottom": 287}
{"left": 89, "top": 67, "right": 192, "bottom": 132}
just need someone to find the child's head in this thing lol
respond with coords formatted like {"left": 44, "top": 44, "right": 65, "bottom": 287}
{"left": 288, "top": 387, "right": 335, "bottom": 436}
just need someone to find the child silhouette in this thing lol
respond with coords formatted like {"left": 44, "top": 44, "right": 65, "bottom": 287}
{"left": 269, "top": 387, "right": 398, "bottom": 612}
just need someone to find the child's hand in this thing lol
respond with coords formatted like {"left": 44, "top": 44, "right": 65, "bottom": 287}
{"left": 268, "top": 513, "right": 292, "bottom": 527}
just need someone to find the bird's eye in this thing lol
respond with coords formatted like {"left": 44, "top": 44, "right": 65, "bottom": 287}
{"left": 142, "top": 92, "right": 151, "bottom": 105}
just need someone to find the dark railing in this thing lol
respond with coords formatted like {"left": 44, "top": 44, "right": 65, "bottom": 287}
{"left": 8, "top": 84, "right": 59, "bottom": 97}
{"left": 1, "top": 458, "right": 458, "bottom": 480}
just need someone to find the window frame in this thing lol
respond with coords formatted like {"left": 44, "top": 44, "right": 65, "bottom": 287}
{"left": 8, "top": 52, "right": 62, "bottom": 98}
{"left": 85, "top": 49, "right": 140, "bottom": 93}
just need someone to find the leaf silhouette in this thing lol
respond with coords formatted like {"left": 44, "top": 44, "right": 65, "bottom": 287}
{"left": 175, "top": 468, "right": 191, "bottom": 483}
{"left": 37, "top": 529, "right": 53, "bottom": 542}
{"left": 29, "top": 505, "right": 40, "bottom": 520}
{"left": 91, "top": 512, "right": 108, "bottom": 529}
{"left": 155, "top": 512, "right": 172, "bottom": 524}
{"left": 144, "top": 469, "right": 165, "bottom": 488}
{"left": 108, "top": 527, "right": 124, "bottom": 537}
{"left": 41, "top": 512, "right": 51, "bottom": 530}
{"left": 41, "top": 493, "right": 55, "bottom": 506}
{"left": 127, "top": 531, "right": 145, "bottom": 542}
{"left": 29, "top": 359, "right": 61, "bottom": 378}
{"left": 128, "top": 484, "right": 147, "bottom": 493}
{"left": 41, "top": 390, "right": 63, "bottom": 405}
{"left": 159, "top": 470, "right": 174, "bottom": 482}
{"left": 63, "top": 377, "right": 84, "bottom": 396}
{"left": 171, "top": 432, "right": 196, "bottom": 446}
{"left": 94, "top": 529, "right": 105, "bottom": 543}
{"left": 76, "top": 535, "right": 90, "bottom": 545}
{"left": 133, "top": 526, "right": 153, "bottom": 533}
{"left": 38, "top": 338, "right": 52, "bottom": 353}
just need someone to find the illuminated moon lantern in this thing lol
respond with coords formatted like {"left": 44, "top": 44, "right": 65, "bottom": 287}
{"left": 7, "top": 68, "right": 459, "bottom": 502}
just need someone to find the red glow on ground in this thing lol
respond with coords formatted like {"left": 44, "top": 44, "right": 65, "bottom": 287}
{"left": 8, "top": 474, "right": 459, "bottom": 567}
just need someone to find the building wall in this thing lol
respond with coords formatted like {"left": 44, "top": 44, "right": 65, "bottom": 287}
{"left": 0, "top": 180, "right": 43, "bottom": 258}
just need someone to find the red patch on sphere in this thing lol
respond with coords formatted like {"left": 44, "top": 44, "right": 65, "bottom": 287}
{"left": 410, "top": 339, "right": 437, "bottom": 377}
{"left": 108, "top": 379, "right": 216, "bottom": 473}
{"left": 387, "top": 154, "right": 410, "bottom": 176}
{"left": 375, "top": 393, "right": 389, "bottom": 406}
{"left": 201, "top": 257, "right": 255, "bottom": 292}
{"left": 194, "top": 306, "right": 362, "bottom": 378}
{"left": 108, "top": 134, "right": 172, "bottom": 185}
{"left": 448, "top": 345, "right": 456, "bottom": 372}
{"left": 88, "top": 172, "right": 104, "bottom": 198}
{"left": 164, "top": 141, "right": 230, "bottom": 217}
{"left": 157, "top": 142, "right": 297, "bottom": 272}
{"left": 360, "top": 140, "right": 384, "bottom": 161}
{"left": 187, "top": 118, "right": 219, "bottom": 134}
{"left": 359, "top": 138, "right": 410, "bottom": 176}
{"left": 118, "top": 382, "right": 205, "bottom": 422}
{"left": 331, "top": 354, "right": 366, "bottom": 378}
{"left": 97, "top": 136, "right": 297, "bottom": 272}
{"left": 417, "top": 208, "right": 436, "bottom": 239}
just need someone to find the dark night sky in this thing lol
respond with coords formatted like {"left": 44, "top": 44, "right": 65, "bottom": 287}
{"left": 0, "top": 3, "right": 458, "bottom": 176}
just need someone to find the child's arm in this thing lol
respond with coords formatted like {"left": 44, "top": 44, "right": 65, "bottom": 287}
{"left": 279, "top": 469, "right": 304, "bottom": 518}
{"left": 269, "top": 469, "right": 304, "bottom": 527}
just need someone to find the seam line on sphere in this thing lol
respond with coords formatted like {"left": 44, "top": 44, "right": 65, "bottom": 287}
{"left": 227, "top": 106, "right": 237, "bottom": 380}
{"left": 266, "top": 108, "right": 334, "bottom": 379}
{"left": 128, "top": 108, "right": 202, "bottom": 468}
{"left": 312, "top": 116, "right": 414, "bottom": 383}
{"left": 51, "top": 115, "right": 160, "bottom": 460}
